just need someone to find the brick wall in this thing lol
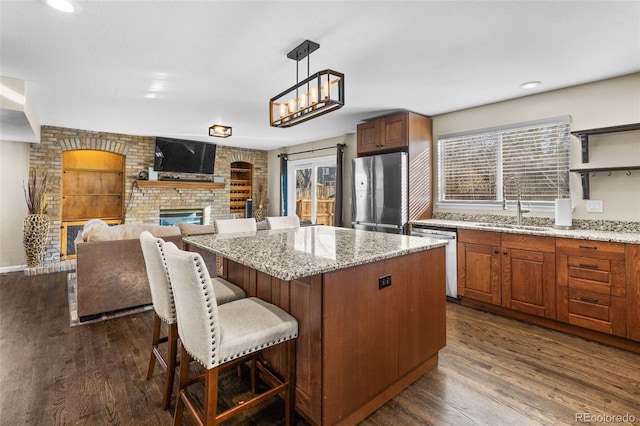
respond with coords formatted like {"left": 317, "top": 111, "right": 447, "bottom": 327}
{"left": 30, "top": 126, "right": 268, "bottom": 263}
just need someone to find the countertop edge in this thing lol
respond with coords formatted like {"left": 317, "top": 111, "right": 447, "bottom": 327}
{"left": 410, "top": 219, "right": 640, "bottom": 244}
{"left": 185, "top": 234, "right": 447, "bottom": 281}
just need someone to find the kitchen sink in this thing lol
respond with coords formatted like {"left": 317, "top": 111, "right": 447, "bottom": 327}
{"left": 476, "top": 223, "right": 553, "bottom": 232}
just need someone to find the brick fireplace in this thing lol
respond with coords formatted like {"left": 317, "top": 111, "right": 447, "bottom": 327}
{"left": 28, "top": 126, "right": 268, "bottom": 266}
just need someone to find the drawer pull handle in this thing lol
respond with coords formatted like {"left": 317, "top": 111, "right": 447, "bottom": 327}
{"left": 579, "top": 296, "right": 599, "bottom": 304}
{"left": 579, "top": 245, "right": 598, "bottom": 250}
{"left": 579, "top": 263, "right": 598, "bottom": 269}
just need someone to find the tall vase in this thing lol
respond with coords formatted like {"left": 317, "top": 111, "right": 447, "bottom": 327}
{"left": 23, "top": 214, "right": 50, "bottom": 267}
{"left": 253, "top": 206, "right": 266, "bottom": 222}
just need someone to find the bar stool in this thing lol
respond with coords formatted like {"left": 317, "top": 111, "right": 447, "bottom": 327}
{"left": 139, "top": 231, "right": 246, "bottom": 410}
{"left": 163, "top": 242, "right": 298, "bottom": 425}
{"left": 214, "top": 217, "right": 257, "bottom": 234}
{"left": 266, "top": 215, "right": 300, "bottom": 230}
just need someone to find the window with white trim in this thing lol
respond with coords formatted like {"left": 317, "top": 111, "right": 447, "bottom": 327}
{"left": 438, "top": 116, "right": 571, "bottom": 209}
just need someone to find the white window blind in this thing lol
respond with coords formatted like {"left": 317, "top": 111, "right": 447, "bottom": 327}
{"left": 438, "top": 116, "right": 571, "bottom": 205}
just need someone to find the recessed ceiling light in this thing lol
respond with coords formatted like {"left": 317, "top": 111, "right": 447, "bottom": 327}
{"left": 520, "top": 81, "right": 542, "bottom": 90}
{"left": 46, "top": 0, "right": 75, "bottom": 13}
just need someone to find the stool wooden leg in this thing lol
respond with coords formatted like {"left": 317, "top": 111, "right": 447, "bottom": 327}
{"left": 285, "top": 339, "right": 297, "bottom": 426}
{"left": 147, "top": 313, "right": 162, "bottom": 379}
{"left": 250, "top": 353, "right": 258, "bottom": 394}
{"left": 173, "top": 345, "right": 191, "bottom": 426}
{"left": 204, "top": 367, "right": 219, "bottom": 426}
{"left": 162, "top": 323, "right": 178, "bottom": 410}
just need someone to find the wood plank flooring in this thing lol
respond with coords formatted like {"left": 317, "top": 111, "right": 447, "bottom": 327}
{"left": 1, "top": 271, "right": 638, "bottom": 425}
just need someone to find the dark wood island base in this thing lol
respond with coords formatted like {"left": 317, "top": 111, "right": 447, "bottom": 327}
{"left": 220, "top": 247, "right": 446, "bottom": 425}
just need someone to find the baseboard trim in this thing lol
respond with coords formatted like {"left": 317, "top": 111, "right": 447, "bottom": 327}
{"left": 0, "top": 265, "right": 26, "bottom": 274}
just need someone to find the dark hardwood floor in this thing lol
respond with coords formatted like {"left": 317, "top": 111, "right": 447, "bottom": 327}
{"left": 1, "top": 271, "right": 638, "bottom": 425}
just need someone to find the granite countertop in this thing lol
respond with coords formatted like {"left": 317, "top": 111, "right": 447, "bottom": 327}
{"left": 411, "top": 219, "right": 640, "bottom": 244}
{"left": 184, "top": 226, "right": 447, "bottom": 281}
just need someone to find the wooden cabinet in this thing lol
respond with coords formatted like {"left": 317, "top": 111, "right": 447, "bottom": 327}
{"left": 502, "top": 233, "right": 556, "bottom": 319}
{"left": 458, "top": 229, "right": 556, "bottom": 319}
{"left": 222, "top": 248, "right": 446, "bottom": 425}
{"left": 356, "top": 111, "right": 433, "bottom": 220}
{"left": 356, "top": 111, "right": 412, "bottom": 155}
{"left": 626, "top": 244, "right": 640, "bottom": 342}
{"left": 556, "top": 238, "right": 627, "bottom": 337}
{"left": 229, "top": 162, "right": 252, "bottom": 216}
{"left": 457, "top": 230, "right": 502, "bottom": 305}
{"left": 61, "top": 150, "right": 125, "bottom": 259}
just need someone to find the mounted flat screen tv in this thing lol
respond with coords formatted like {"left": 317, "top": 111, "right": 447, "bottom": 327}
{"left": 153, "top": 137, "right": 216, "bottom": 174}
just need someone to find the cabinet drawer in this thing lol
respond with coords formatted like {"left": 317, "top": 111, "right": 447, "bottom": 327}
{"left": 568, "top": 288, "right": 611, "bottom": 322}
{"left": 458, "top": 229, "right": 501, "bottom": 246}
{"left": 556, "top": 238, "right": 625, "bottom": 261}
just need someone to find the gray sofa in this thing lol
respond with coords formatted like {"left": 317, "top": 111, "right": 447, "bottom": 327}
{"left": 75, "top": 222, "right": 182, "bottom": 319}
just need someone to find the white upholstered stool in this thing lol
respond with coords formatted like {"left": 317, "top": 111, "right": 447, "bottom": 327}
{"left": 139, "top": 231, "right": 246, "bottom": 410}
{"left": 266, "top": 215, "right": 300, "bottom": 230}
{"left": 163, "top": 242, "right": 298, "bottom": 425}
{"left": 214, "top": 217, "right": 257, "bottom": 234}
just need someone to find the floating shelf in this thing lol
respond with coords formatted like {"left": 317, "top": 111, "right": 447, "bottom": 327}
{"left": 571, "top": 123, "right": 640, "bottom": 163}
{"left": 135, "top": 180, "right": 226, "bottom": 190}
{"left": 570, "top": 166, "right": 640, "bottom": 200}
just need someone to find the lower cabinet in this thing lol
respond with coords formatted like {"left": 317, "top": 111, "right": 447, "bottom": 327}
{"left": 501, "top": 233, "right": 556, "bottom": 319}
{"left": 459, "top": 229, "right": 639, "bottom": 344}
{"left": 458, "top": 229, "right": 556, "bottom": 319}
{"left": 556, "top": 238, "right": 627, "bottom": 337}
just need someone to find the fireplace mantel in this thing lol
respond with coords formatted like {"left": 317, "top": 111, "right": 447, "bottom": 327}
{"left": 135, "top": 180, "right": 226, "bottom": 190}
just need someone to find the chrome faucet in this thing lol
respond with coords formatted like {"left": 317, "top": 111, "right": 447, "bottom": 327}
{"left": 503, "top": 176, "right": 529, "bottom": 226}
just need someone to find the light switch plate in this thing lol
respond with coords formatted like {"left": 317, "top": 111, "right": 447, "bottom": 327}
{"left": 586, "top": 200, "right": 604, "bottom": 213}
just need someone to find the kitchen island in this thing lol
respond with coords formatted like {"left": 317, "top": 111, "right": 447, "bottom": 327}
{"left": 184, "top": 226, "right": 447, "bottom": 425}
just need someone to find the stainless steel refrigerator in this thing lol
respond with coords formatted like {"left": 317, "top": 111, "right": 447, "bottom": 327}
{"left": 352, "top": 151, "right": 408, "bottom": 234}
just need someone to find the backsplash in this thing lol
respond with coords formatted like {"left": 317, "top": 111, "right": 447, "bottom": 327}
{"left": 432, "top": 212, "right": 640, "bottom": 233}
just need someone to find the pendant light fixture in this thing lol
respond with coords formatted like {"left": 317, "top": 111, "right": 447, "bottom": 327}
{"left": 270, "top": 40, "right": 344, "bottom": 128}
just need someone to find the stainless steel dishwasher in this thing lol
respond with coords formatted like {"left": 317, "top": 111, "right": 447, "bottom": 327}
{"left": 410, "top": 225, "right": 458, "bottom": 299}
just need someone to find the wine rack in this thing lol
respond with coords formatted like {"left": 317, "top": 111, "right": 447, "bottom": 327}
{"left": 230, "top": 162, "right": 252, "bottom": 215}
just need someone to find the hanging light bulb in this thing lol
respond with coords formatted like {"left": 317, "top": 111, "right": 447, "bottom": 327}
{"left": 310, "top": 87, "right": 319, "bottom": 104}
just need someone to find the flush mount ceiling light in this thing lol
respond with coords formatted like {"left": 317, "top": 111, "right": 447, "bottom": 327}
{"left": 209, "top": 124, "right": 232, "bottom": 138}
{"left": 46, "top": 0, "right": 75, "bottom": 13}
{"left": 520, "top": 81, "right": 542, "bottom": 90}
{"left": 270, "top": 40, "right": 344, "bottom": 128}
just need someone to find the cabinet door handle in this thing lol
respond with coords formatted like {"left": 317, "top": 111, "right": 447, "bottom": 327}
{"left": 503, "top": 252, "right": 508, "bottom": 255}
{"left": 579, "top": 263, "right": 599, "bottom": 269}
{"left": 579, "top": 245, "right": 598, "bottom": 250}
{"left": 494, "top": 250, "right": 499, "bottom": 254}
{"left": 579, "top": 296, "right": 599, "bottom": 304}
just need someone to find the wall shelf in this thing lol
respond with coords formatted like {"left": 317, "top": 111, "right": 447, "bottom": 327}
{"left": 570, "top": 166, "right": 640, "bottom": 200}
{"left": 571, "top": 123, "right": 640, "bottom": 163}
{"left": 135, "top": 180, "right": 226, "bottom": 190}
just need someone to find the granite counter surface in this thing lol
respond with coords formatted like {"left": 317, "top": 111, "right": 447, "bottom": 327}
{"left": 411, "top": 219, "right": 640, "bottom": 244}
{"left": 184, "top": 226, "right": 446, "bottom": 281}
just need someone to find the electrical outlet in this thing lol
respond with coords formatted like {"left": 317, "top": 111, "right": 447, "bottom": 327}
{"left": 586, "top": 200, "right": 604, "bottom": 213}
{"left": 378, "top": 275, "right": 392, "bottom": 289}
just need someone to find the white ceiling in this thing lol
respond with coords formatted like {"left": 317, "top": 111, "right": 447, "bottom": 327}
{"left": 1, "top": 0, "right": 639, "bottom": 150}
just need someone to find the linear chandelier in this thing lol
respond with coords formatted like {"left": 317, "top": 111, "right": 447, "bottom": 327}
{"left": 270, "top": 40, "right": 344, "bottom": 128}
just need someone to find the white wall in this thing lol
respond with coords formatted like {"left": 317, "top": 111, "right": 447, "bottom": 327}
{"left": 0, "top": 140, "right": 30, "bottom": 268}
{"left": 432, "top": 73, "right": 640, "bottom": 221}
{"left": 267, "top": 133, "right": 357, "bottom": 227}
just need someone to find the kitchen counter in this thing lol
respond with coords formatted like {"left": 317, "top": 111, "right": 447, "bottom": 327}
{"left": 184, "top": 225, "right": 447, "bottom": 425}
{"left": 184, "top": 225, "right": 446, "bottom": 281}
{"left": 411, "top": 219, "right": 640, "bottom": 244}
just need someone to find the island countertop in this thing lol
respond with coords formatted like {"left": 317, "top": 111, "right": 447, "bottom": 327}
{"left": 183, "top": 225, "right": 446, "bottom": 281}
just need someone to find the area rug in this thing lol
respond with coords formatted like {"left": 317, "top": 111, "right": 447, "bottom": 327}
{"left": 67, "top": 272, "right": 153, "bottom": 327}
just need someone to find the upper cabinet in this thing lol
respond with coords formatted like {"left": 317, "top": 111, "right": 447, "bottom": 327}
{"left": 357, "top": 111, "right": 433, "bottom": 220}
{"left": 357, "top": 112, "right": 410, "bottom": 154}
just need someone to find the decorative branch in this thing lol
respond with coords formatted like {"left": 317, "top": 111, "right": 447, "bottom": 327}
{"left": 23, "top": 169, "right": 48, "bottom": 215}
